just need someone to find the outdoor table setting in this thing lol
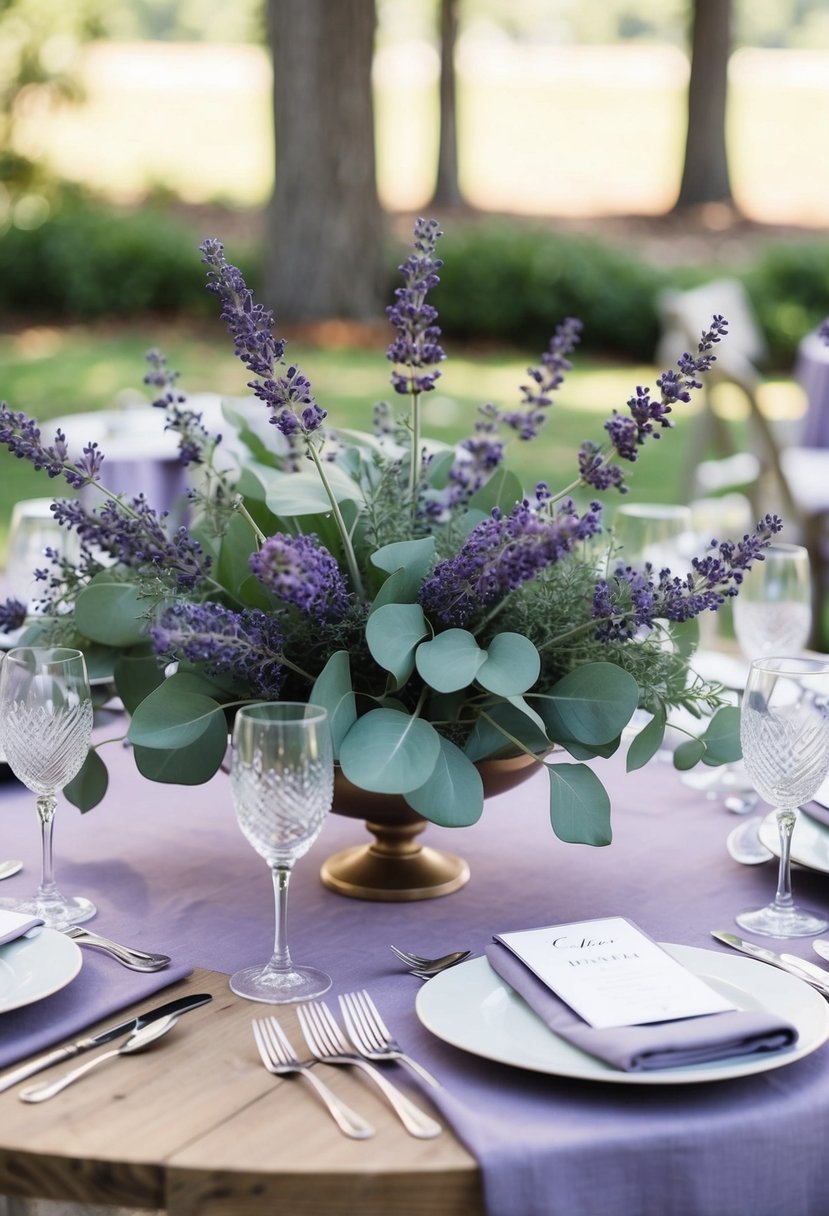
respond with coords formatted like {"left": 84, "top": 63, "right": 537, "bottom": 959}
{"left": 4, "top": 703, "right": 829, "bottom": 1216}
{"left": 2, "top": 222, "right": 829, "bottom": 1216}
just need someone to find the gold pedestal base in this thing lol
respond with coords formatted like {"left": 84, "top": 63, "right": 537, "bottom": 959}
{"left": 320, "top": 819, "right": 470, "bottom": 902}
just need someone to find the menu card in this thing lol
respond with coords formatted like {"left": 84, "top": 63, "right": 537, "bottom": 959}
{"left": 495, "top": 917, "right": 736, "bottom": 1029}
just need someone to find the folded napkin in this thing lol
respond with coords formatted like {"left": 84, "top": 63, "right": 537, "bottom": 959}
{"left": 0, "top": 908, "right": 44, "bottom": 945}
{"left": 485, "top": 941, "right": 798, "bottom": 1072}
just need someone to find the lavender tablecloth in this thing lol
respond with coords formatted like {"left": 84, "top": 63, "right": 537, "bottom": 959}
{"left": 3, "top": 732, "right": 829, "bottom": 1216}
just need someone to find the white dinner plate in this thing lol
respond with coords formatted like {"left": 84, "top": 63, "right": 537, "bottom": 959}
{"left": 0, "top": 928, "right": 83, "bottom": 1014}
{"left": 758, "top": 810, "right": 829, "bottom": 874}
{"left": 415, "top": 945, "right": 829, "bottom": 1085}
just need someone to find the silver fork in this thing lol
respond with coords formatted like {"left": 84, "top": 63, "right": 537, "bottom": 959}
{"left": 389, "top": 945, "right": 470, "bottom": 974}
{"left": 252, "top": 1018, "right": 374, "bottom": 1140}
{"left": 296, "top": 1001, "right": 442, "bottom": 1139}
{"left": 338, "top": 990, "right": 440, "bottom": 1088}
{"left": 63, "top": 926, "right": 171, "bottom": 972}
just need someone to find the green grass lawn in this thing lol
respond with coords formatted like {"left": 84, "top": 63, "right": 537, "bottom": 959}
{"left": 0, "top": 319, "right": 785, "bottom": 563}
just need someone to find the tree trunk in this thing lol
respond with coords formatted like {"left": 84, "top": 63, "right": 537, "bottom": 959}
{"left": 430, "top": 0, "right": 463, "bottom": 209}
{"left": 675, "top": 0, "right": 733, "bottom": 209}
{"left": 264, "top": 0, "right": 386, "bottom": 322}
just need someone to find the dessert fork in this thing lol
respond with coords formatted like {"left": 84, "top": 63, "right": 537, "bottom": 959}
{"left": 389, "top": 944, "right": 470, "bottom": 974}
{"left": 338, "top": 989, "right": 440, "bottom": 1088}
{"left": 252, "top": 1017, "right": 374, "bottom": 1139}
{"left": 296, "top": 1001, "right": 442, "bottom": 1139}
{"left": 63, "top": 926, "right": 171, "bottom": 972}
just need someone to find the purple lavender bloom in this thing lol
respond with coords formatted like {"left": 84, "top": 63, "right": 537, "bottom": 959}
{"left": 592, "top": 514, "right": 783, "bottom": 639}
{"left": 200, "top": 239, "right": 326, "bottom": 439}
{"left": 419, "top": 498, "right": 603, "bottom": 626}
{"left": 0, "top": 598, "right": 27, "bottom": 633}
{"left": 250, "top": 533, "right": 351, "bottom": 620}
{"left": 0, "top": 405, "right": 105, "bottom": 489}
{"left": 386, "top": 217, "right": 446, "bottom": 396}
{"left": 144, "top": 350, "right": 215, "bottom": 467}
{"left": 51, "top": 496, "right": 210, "bottom": 589}
{"left": 820, "top": 318, "right": 829, "bottom": 345}
{"left": 581, "top": 316, "right": 728, "bottom": 494}
{"left": 150, "top": 600, "right": 284, "bottom": 698}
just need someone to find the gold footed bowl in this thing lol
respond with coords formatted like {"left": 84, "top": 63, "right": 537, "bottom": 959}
{"left": 321, "top": 755, "right": 539, "bottom": 902}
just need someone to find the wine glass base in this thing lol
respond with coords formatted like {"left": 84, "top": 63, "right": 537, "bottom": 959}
{"left": 736, "top": 903, "right": 828, "bottom": 938}
{"left": 0, "top": 892, "right": 96, "bottom": 930}
{"left": 229, "top": 962, "right": 332, "bottom": 1004}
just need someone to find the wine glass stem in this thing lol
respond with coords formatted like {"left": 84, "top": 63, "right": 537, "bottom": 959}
{"left": 772, "top": 808, "right": 796, "bottom": 912}
{"left": 36, "top": 794, "right": 60, "bottom": 900}
{"left": 269, "top": 862, "right": 294, "bottom": 972}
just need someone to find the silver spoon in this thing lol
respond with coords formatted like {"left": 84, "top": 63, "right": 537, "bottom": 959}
{"left": 19, "top": 1014, "right": 179, "bottom": 1102}
{"left": 726, "top": 818, "right": 773, "bottom": 865}
{"left": 0, "top": 860, "right": 22, "bottom": 881}
{"left": 724, "top": 794, "right": 759, "bottom": 816}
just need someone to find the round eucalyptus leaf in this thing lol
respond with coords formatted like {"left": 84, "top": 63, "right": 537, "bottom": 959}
{"left": 547, "top": 762, "right": 612, "bottom": 845}
{"left": 366, "top": 603, "right": 429, "bottom": 685}
{"left": 673, "top": 738, "right": 707, "bottom": 770}
{"left": 113, "top": 651, "right": 166, "bottom": 715}
{"left": 64, "top": 749, "right": 109, "bottom": 812}
{"left": 477, "top": 633, "right": 541, "bottom": 695}
{"left": 626, "top": 709, "right": 667, "bottom": 773}
{"left": 133, "top": 711, "right": 229, "bottom": 785}
{"left": 74, "top": 581, "right": 148, "bottom": 647}
{"left": 404, "top": 737, "right": 484, "bottom": 826}
{"left": 539, "top": 662, "right": 639, "bottom": 745}
{"left": 310, "top": 650, "right": 357, "bottom": 758}
{"left": 339, "top": 709, "right": 441, "bottom": 794}
{"left": 415, "top": 629, "right": 485, "bottom": 693}
{"left": 700, "top": 705, "right": 742, "bottom": 765}
{"left": 127, "top": 683, "right": 225, "bottom": 750}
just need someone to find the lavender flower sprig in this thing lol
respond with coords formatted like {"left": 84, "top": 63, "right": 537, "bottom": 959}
{"left": 144, "top": 349, "right": 217, "bottom": 468}
{"left": 385, "top": 216, "right": 446, "bottom": 503}
{"left": 250, "top": 532, "right": 352, "bottom": 621}
{"left": 592, "top": 514, "right": 783, "bottom": 640}
{"left": 572, "top": 316, "right": 728, "bottom": 497}
{"left": 419, "top": 498, "right": 603, "bottom": 627}
{"left": 150, "top": 601, "right": 287, "bottom": 697}
{"left": 199, "top": 238, "right": 365, "bottom": 599}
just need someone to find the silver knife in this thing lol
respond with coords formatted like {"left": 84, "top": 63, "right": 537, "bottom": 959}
{"left": 780, "top": 953, "right": 829, "bottom": 987}
{"left": 0, "top": 991, "right": 212, "bottom": 1093}
{"left": 710, "top": 931, "right": 829, "bottom": 996}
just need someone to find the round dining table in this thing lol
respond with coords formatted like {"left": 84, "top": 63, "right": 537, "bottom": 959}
{"left": 2, "top": 694, "right": 829, "bottom": 1216}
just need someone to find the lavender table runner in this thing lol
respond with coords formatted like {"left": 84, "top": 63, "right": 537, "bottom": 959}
{"left": 3, "top": 736, "right": 829, "bottom": 1216}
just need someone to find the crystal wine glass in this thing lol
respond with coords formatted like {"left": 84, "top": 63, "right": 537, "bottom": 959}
{"left": 737, "top": 656, "right": 829, "bottom": 937}
{"left": 0, "top": 646, "right": 95, "bottom": 927}
{"left": 732, "top": 543, "right": 812, "bottom": 662}
{"left": 613, "top": 502, "right": 694, "bottom": 571}
{"left": 229, "top": 702, "right": 334, "bottom": 1003}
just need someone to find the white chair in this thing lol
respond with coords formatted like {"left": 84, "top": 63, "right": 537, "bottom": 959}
{"left": 658, "top": 282, "right": 829, "bottom": 646}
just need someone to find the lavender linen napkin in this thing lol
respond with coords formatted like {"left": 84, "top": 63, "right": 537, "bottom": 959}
{"left": 485, "top": 941, "right": 797, "bottom": 1072}
{"left": 0, "top": 909, "right": 43, "bottom": 945}
{"left": 0, "top": 950, "right": 193, "bottom": 1072}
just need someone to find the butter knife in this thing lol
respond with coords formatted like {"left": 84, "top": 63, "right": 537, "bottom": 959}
{"left": 0, "top": 991, "right": 212, "bottom": 1093}
{"left": 710, "top": 931, "right": 829, "bottom": 996}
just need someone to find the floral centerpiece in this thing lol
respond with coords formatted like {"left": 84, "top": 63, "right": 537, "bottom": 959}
{"left": 0, "top": 219, "right": 779, "bottom": 855}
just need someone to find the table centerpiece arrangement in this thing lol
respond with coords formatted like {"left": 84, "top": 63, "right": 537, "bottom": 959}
{"left": 0, "top": 218, "right": 781, "bottom": 899}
